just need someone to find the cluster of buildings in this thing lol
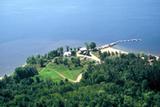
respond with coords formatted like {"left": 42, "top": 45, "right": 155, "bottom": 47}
{"left": 63, "top": 47, "right": 88, "bottom": 57}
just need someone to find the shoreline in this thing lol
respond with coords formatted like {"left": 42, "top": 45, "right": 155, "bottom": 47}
{"left": 22, "top": 63, "right": 27, "bottom": 67}
{"left": 100, "top": 47, "right": 128, "bottom": 54}
{"left": 0, "top": 40, "right": 159, "bottom": 79}
{"left": 0, "top": 63, "right": 26, "bottom": 80}
{"left": 101, "top": 46, "right": 159, "bottom": 60}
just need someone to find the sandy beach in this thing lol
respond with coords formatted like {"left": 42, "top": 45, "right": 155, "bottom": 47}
{"left": 100, "top": 47, "right": 128, "bottom": 54}
{"left": 22, "top": 63, "right": 27, "bottom": 67}
{"left": 0, "top": 77, "right": 3, "bottom": 80}
{"left": 101, "top": 47, "right": 159, "bottom": 60}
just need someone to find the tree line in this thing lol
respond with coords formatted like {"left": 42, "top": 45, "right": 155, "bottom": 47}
{"left": 0, "top": 52, "right": 160, "bottom": 106}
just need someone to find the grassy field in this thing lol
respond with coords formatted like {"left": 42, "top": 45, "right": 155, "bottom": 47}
{"left": 39, "top": 63, "right": 83, "bottom": 82}
{"left": 39, "top": 66, "right": 62, "bottom": 82}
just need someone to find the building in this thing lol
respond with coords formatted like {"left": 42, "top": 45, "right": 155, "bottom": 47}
{"left": 63, "top": 51, "right": 72, "bottom": 57}
{"left": 79, "top": 47, "right": 87, "bottom": 52}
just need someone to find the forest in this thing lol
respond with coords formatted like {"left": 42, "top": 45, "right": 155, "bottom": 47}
{"left": 0, "top": 47, "right": 160, "bottom": 107}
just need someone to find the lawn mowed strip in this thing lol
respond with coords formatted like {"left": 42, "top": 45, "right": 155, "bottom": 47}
{"left": 39, "top": 63, "right": 83, "bottom": 82}
{"left": 39, "top": 67, "right": 63, "bottom": 82}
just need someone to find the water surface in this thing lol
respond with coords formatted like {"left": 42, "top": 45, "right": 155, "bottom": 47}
{"left": 0, "top": 0, "right": 160, "bottom": 76}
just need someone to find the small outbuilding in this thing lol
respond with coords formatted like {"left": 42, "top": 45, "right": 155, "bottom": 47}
{"left": 63, "top": 51, "right": 72, "bottom": 57}
{"left": 79, "top": 47, "right": 87, "bottom": 52}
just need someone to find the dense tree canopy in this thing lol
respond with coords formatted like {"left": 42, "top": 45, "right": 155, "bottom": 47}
{"left": 13, "top": 66, "right": 38, "bottom": 81}
{"left": 0, "top": 52, "right": 160, "bottom": 107}
{"left": 89, "top": 42, "right": 96, "bottom": 50}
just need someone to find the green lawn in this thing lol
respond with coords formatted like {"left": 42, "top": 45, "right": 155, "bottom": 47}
{"left": 39, "top": 67, "right": 63, "bottom": 82}
{"left": 39, "top": 63, "right": 83, "bottom": 82}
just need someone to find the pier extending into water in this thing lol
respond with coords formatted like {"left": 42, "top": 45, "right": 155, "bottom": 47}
{"left": 97, "top": 39, "right": 142, "bottom": 50}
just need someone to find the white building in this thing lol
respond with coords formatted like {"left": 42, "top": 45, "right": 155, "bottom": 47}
{"left": 79, "top": 47, "right": 87, "bottom": 52}
{"left": 63, "top": 51, "right": 72, "bottom": 57}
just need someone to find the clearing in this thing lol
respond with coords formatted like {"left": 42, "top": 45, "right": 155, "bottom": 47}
{"left": 39, "top": 63, "right": 83, "bottom": 82}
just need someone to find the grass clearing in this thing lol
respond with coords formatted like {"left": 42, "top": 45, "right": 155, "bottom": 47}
{"left": 39, "top": 62, "right": 83, "bottom": 82}
{"left": 39, "top": 67, "right": 63, "bottom": 82}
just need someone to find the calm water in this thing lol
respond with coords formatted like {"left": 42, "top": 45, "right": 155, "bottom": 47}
{"left": 0, "top": 0, "right": 160, "bottom": 76}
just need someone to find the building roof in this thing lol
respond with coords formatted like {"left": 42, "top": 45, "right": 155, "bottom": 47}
{"left": 63, "top": 51, "right": 72, "bottom": 56}
{"left": 80, "top": 47, "right": 87, "bottom": 51}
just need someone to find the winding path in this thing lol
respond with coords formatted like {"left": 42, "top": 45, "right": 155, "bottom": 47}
{"left": 54, "top": 70, "right": 82, "bottom": 83}
{"left": 41, "top": 66, "right": 83, "bottom": 83}
{"left": 76, "top": 51, "right": 101, "bottom": 63}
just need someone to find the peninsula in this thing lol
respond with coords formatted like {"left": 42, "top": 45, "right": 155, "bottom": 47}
{"left": 0, "top": 40, "right": 160, "bottom": 107}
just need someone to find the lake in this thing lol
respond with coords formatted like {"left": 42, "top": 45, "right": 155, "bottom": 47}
{"left": 0, "top": 0, "right": 160, "bottom": 76}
